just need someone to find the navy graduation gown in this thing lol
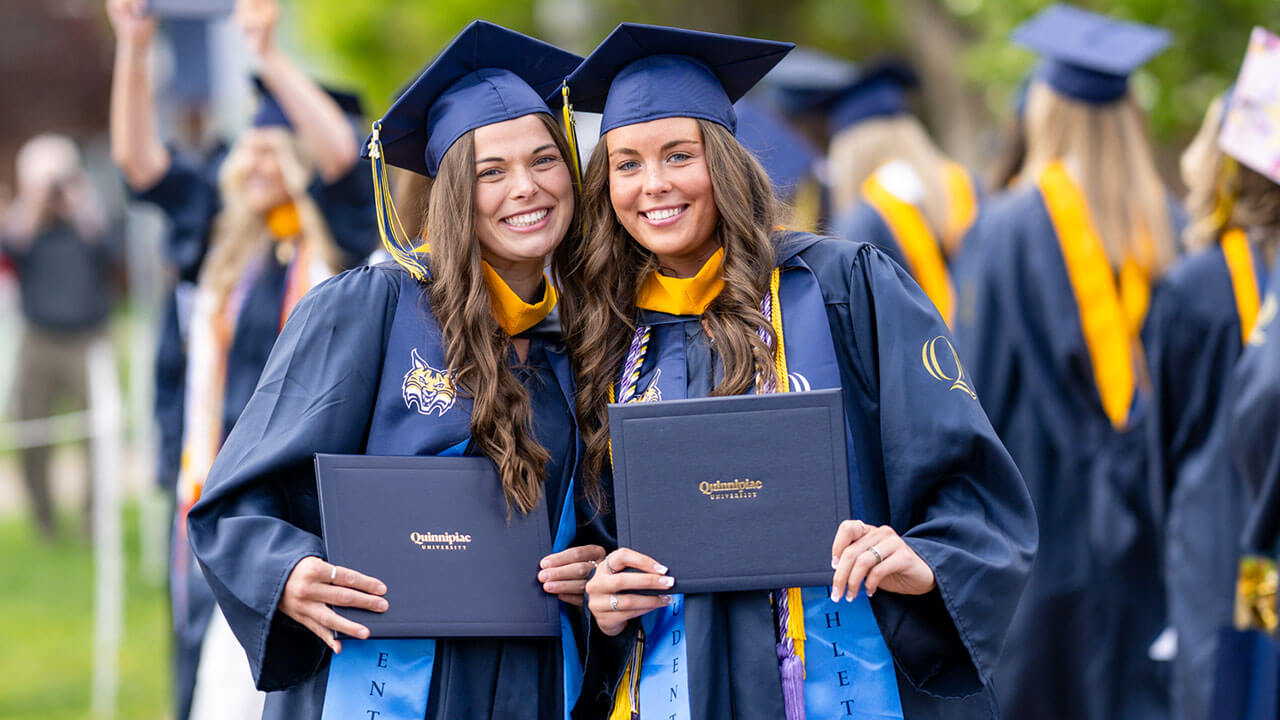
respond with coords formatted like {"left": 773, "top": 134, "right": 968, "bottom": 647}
{"left": 954, "top": 185, "right": 1176, "bottom": 720}
{"left": 577, "top": 233, "right": 1036, "bottom": 719}
{"left": 187, "top": 264, "right": 584, "bottom": 720}
{"left": 1144, "top": 239, "right": 1269, "bottom": 720}
{"left": 1237, "top": 280, "right": 1280, "bottom": 557}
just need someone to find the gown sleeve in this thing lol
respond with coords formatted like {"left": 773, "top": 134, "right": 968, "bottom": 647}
{"left": 128, "top": 150, "right": 221, "bottom": 282}
{"left": 306, "top": 158, "right": 378, "bottom": 265}
{"left": 187, "top": 264, "right": 401, "bottom": 691}
{"left": 839, "top": 241, "right": 1038, "bottom": 697}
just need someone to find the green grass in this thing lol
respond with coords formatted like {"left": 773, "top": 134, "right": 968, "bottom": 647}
{"left": 0, "top": 505, "right": 171, "bottom": 720}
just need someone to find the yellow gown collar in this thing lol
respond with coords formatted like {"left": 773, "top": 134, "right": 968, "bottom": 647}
{"left": 635, "top": 247, "right": 725, "bottom": 316}
{"left": 481, "top": 261, "right": 558, "bottom": 336}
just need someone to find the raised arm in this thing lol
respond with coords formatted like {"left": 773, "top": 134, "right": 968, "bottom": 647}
{"left": 106, "top": 0, "right": 171, "bottom": 191}
{"left": 237, "top": 0, "right": 359, "bottom": 183}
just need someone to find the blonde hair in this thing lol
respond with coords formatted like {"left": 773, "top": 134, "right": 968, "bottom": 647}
{"left": 201, "top": 127, "right": 342, "bottom": 298}
{"left": 1181, "top": 93, "right": 1280, "bottom": 261}
{"left": 1020, "top": 81, "right": 1177, "bottom": 276}
{"left": 827, "top": 114, "right": 949, "bottom": 233}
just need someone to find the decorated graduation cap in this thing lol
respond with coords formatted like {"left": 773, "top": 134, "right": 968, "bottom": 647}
{"left": 361, "top": 20, "right": 582, "bottom": 280}
{"left": 561, "top": 23, "right": 794, "bottom": 136}
{"left": 827, "top": 59, "right": 919, "bottom": 134}
{"left": 1220, "top": 27, "right": 1280, "bottom": 185}
{"left": 734, "top": 98, "right": 819, "bottom": 199}
{"left": 1011, "top": 3, "right": 1171, "bottom": 105}
{"left": 251, "top": 77, "right": 365, "bottom": 129}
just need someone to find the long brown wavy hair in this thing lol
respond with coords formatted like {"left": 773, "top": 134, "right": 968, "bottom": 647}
{"left": 423, "top": 112, "right": 588, "bottom": 514}
{"left": 558, "top": 119, "right": 780, "bottom": 486}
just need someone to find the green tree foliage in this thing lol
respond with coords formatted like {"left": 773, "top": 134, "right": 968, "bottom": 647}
{"left": 294, "top": 0, "right": 1273, "bottom": 144}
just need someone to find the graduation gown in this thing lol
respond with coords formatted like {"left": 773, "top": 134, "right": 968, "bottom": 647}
{"left": 130, "top": 149, "right": 377, "bottom": 720}
{"left": 954, "top": 180, "right": 1179, "bottom": 720}
{"left": 187, "top": 263, "right": 587, "bottom": 720}
{"left": 1237, "top": 273, "right": 1280, "bottom": 558}
{"left": 577, "top": 232, "right": 1036, "bottom": 719}
{"left": 1143, "top": 231, "right": 1269, "bottom": 720}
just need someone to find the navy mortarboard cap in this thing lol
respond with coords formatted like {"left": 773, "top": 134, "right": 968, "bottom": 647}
{"left": 734, "top": 98, "right": 818, "bottom": 199}
{"left": 365, "top": 21, "right": 582, "bottom": 178}
{"left": 1011, "top": 4, "right": 1171, "bottom": 104}
{"left": 754, "top": 47, "right": 858, "bottom": 115}
{"left": 252, "top": 77, "right": 365, "bottom": 129}
{"left": 828, "top": 60, "right": 919, "bottom": 134}
{"left": 562, "top": 23, "right": 793, "bottom": 136}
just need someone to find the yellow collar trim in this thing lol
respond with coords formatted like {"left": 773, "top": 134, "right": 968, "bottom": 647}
{"left": 481, "top": 261, "right": 557, "bottom": 336}
{"left": 862, "top": 174, "right": 955, "bottom": 326}
{"left": 635, "top": 248, "right": 725, "bottom": 316}
{"left": 1221, "top": 227, "right": 1262, "bottom": 345}
{"left": 1038, "top": 160, "right": 1145, "bottom": 429}
{"left": 266, "top": 202, "right": 302, "bottom": 240}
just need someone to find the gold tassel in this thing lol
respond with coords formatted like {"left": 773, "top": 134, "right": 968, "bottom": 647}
{"left": 368, "top": 121, "right": 430, "bottom": 281}
{"left": 1235, "top": 555, "right": 1279, "bottom": 633}
{"left": 561, "top": 81, "right": 583, "bottom": 187}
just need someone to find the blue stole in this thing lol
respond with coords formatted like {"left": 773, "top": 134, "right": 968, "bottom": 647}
{"left": 628, "top": 254, "right": 903, "bottom": 719}
{"left": 321, "top": 273, "right": 582, "bottom": 720}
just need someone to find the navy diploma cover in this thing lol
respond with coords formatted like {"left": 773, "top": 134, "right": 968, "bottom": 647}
{"left": 315, "top": 453, "right": 559, "bottom": 637}
{"left": 607, "top": 388, "right": 851, "bottom": 594}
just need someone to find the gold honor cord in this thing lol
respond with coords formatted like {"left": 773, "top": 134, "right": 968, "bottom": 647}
{"left": 368, "top": 121, "right": 430, "bottom": 282}
{"left": 1221, "top": 228, "right": 1262, "bottom": 345}
{"left": 560, "top": 81, "right": 583, "bottom": 187}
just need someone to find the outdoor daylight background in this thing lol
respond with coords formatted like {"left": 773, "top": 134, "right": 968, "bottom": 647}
{"left": 0, "top": 1, "right": 1273, "bottom": 718}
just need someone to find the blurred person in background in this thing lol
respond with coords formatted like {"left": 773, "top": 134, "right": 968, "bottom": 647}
{"left": 954, "top": 6, "right": 1183, "bottom": 720}
{"left": 1145, "top": 82, "right": 1278, "bottom": 720}
{"left": 0, "top": 133, "right": 118, "bottom": 542}
{"left": 827, "top": 61, "right": 981, "bottom": 327}
{"left": 107, "top": 0, "right": 377, "bottom": 717}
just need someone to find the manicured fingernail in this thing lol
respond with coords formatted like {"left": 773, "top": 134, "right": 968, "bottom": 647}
{"left": 655, "top": 563, "right": 668, "bottom": 574}
{"left": 832, "top": 557, "right": 839, "bottom": 569}
{"left": 846, "top": 589, "right": 856, "bottom": 601}
{"left": 662, "top": 576, "right": 675, "bottom": 588}
{"left": 538, "top": 571, "right": 548, "bottom": 581}
{"left": 867, "top": 588, "right": 875, "bottom": 598}
{"left": 830, "top": 588, "right": 841, "bottom": 602}
{"left": 660, "top": 595, "right": 673, "bottom": 604}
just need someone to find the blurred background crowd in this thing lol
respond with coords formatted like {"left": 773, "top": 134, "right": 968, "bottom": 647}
{"left": 0, "top": 1, "right": 1277, "bottom": 719}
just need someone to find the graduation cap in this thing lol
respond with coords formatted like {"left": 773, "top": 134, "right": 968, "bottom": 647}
{"left": 1011, "top": 3, "right": 1171, "bottom": 104}
{"left": 363, "top": 20, "right": 582, "bottom": 178}
{"left": 561, "top": 23, "right": 793, "bottom": 136}
{"left": 251, "top": 77, "right": 365, "bottom": 129}
{"left": 753, "top": 47, "right": 859, "bottom": 116}
{"left": 1219, "top": 27, "right": 1280, "bottom": 185}
{"left": 826, "top": 59, "right": 919, "bottom": 135}
{"left": 361, "top": 21, "right": 582, "bottom": 281}
{"left": 733, "top": 98, "right": 818, "bottom": 199}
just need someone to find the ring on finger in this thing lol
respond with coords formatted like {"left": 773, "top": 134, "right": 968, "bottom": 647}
{"left": 604, "top": 554, "right": 620, "bottom": 574}
{"left": 330, "top": 565, "right": 338, "bottom": 582}
{"left": 867, "top": 546, "right": 884, "bottom": 565}
{"left": 610, "top": 594, "right": 619, "bottom": 611}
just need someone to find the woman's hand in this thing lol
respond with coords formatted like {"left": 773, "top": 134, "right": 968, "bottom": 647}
{"left": 105, "top": 0, "right": 156, "bottom": 49}
{"left": 584, "top": 548, "right": 675, "bottom": 636}
{"left": 279, "top": 556, "right": 388, "bottom": 653}
{"left": 539, "top": 544, "right": 606, "bottom": 607}
{"left": 830, "top": 520, "right": 936, "bottom": 602}
{"left": 235, "top": 0, "right": 279, "bottom": 58}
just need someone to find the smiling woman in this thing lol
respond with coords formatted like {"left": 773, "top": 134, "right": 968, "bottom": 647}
{"left": 186, "top": 21, "right": 606, "bottom": 720}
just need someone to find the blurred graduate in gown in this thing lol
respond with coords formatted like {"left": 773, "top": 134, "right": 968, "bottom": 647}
{"left": 107, "top": 0, "right": 376, "bottom": 717}
{"left": 827, "top": 62, "right": 981, "bottom": 326}
{"left": 953, "top": 5, "right": 1183, "bottom": 720}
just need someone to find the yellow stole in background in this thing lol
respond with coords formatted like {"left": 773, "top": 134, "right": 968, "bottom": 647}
{"left": 1037, "top": 161, "right": 1151, "bottom": 429}
{"left": 861, "top": 175, "right": 956, "bottom": 326}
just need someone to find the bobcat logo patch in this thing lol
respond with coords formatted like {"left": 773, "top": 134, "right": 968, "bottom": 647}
{"left": 403, "top": 349, "right": 456, "bottom": 416}
{"left": 635, "top": 369, "right": 663, "bottom": 403}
